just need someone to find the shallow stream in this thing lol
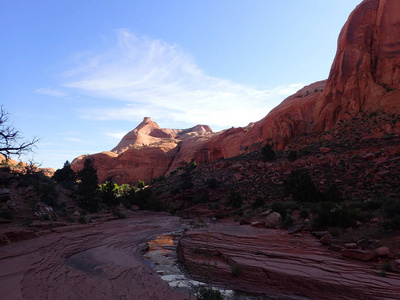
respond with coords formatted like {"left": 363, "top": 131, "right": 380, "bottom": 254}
{"left": 143, "top": 227, "right": 274, "bottom": 300}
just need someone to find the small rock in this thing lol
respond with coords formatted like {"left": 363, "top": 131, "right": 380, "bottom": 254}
{"left": 329, "top": 244, "right": 343, "bottom": 252}
{"left": 319, "top": 234, "right": 333, "bottom": 246}
{"left": 260, "top": 209, "right": 272, "bottom": 216}
{"left": 395, "top": 259, "right": 400, "bottom": 266}
{"left": 73, "top": 211, "right": 80, "bottom": 217}
{"left": 357, "top": 238, "right": 369, "bottom": 250}
{"left": 288, "top": 224, "right": 304, "bottom": 234}
{"left": 0, "top": 234, "right": 10, "bottom": 246}
{"left": 265, "top": 212, "right": 282, "bottom": 229}
{"left": 251, "top": 221, "right": 265, "bottom": 228}
{"left": 341, "top": 249, "right": 376, "bottom": 261}
{"left": 344, "top": 243, "right": 358, "bottom": 249}
{"left": 375, "top": 246, "right": 390, "bottom": 257}
{"left": 312, "top": 231, "right": 330, "bottom": 239}
{"left": 319, "top": 147, "right": 331, "bottom": 154}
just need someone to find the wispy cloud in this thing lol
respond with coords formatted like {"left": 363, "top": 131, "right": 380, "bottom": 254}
{"left": 63, "top": 29, "right": 302, "bottom": 129}
{"left": 104, "top": 131, "right": 126, "bottom": 140}
{"left": 35, "top": 87, "right": 66, "bottom": 97}
{"left": 64, "top": 137, "right": 85, "bottom": 143}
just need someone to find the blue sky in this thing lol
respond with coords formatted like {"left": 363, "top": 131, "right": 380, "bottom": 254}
{"left": 1, "top": 0, "right": 362, "bottom": 169}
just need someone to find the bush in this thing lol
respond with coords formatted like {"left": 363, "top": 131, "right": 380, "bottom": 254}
{"left": 322, "top": 184, "right": 343, "bottom": 203}
{"left": 99, "top": 181, "right": 120, "bottom": 207}
{"left": 285, "top": 170, "right": 320, "bottom": 203}
{"left": 194, "top": 285, "right": 223, "bottom": 300}
{"left": 131, "top": 188, "right": 164, "bottom": 211}
{"left": 271, "top": 201, "right": 298, "bottom": 220}
{"left": 312, "top": 202, "right": 364, "bottom": 229}
{"left": 137, "top": 180, "right": 145, "bottom": 189}
{"left": 252, "top": 196, "right": 265, "bottom": 208}
{"left": 261, "top": 144, "right": 276, "bottom": 161}
{"left": 151, "top": 175, "right": 165, "bottom": 184}
{"left": 53, "top": 161, "right": 76, "bottom": 188}
{"left": 205, "top": 178, "right": 219, "bottom": 189}
{"left": 228, "top": 190, "right": 242, "bottom": 209}
{"left": 288, "top": 150, "right": 297, "bottom": 162}
{"left": 230, "top": 263, "right": 243, "bottom": 276}
{"left": 77, "top": 159, "right": 100, "bottom": 212}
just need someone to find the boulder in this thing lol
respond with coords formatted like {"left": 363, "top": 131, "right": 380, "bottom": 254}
{"left": 375, "top": 246, "right": 390, "bottom": 257}
{"left": 341, "top": 249, "right": 377, "bottom": 261}
{"left": 319, "top": 234, "right": 333, "bottom": 246}
{"left": 265, "top": 212, "right": 282, "bottom": 229}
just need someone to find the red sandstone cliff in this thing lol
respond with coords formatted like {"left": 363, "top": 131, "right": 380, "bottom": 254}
{"left": 71, "top": 0, "right": 400, "bottom": 184}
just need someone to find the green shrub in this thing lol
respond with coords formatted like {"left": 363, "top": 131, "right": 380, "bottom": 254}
{"left": 194, "top": 285, "right": 223, "bottom": 300}
{"left": 99, "top": 181, "right": 120, "bottom": 207}
{"left": 137, "top": 180, "right": 145, "bottom": 189}
{"left": 230, "top": 263, "right": 243, "bottom": 276}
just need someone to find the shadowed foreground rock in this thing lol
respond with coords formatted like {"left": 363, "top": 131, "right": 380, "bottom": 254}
{"left": 178, "top": 223, "right": 400, "bottom": 300}
{"left": 0, "top": 212, "right": 186, "bottom": 300}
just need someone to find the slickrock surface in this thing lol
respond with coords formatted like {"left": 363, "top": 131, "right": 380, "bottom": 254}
{"left": 0, "top": 212, "right": 186, "bottom": 300}
{"left": 178, "top": 223, "right": 400, "bottom": 300}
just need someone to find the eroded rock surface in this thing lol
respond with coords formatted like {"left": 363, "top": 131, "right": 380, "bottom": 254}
{"left": 178, "top": 223, "right": 400, "bottom": 300}
{"left": 0, "top": 212, "right": 186, "bottom": 300}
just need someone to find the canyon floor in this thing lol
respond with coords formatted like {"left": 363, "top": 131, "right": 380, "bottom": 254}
{"left": 0, "top": 212, "right": 187, "bottom": 300}
{"left": 1, "top": 212, "right": 400, "bottom": 300}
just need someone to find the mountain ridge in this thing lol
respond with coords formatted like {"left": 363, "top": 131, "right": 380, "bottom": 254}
{"left": 71, "top": 0, "right": 400, "bottom": 184}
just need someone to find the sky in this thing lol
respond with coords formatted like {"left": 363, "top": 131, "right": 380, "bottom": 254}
{"left": 1, "top": 0, "right": 362, "bottom": 169}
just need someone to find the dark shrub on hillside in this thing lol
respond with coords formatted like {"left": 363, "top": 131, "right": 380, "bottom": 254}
{"left": 261, "top": 144, "right": 276, "bottom": 162}
{"left": 228, "top": 190, "right": 242, "bottom": 209}
{"left": 322, "top": 184, "right": 343, "bottom": 203}
{"left": 252, "top": 196, "right": 265, "bottom": 208}
{"left": 312, "top": 202, "right": 364, "bottom": 229}
{"left": 288, "top": 150, "right": 297, "bottom": 162}
{"left": 285, "top": 169, "right": 320, "bottom": 203}
{"left": 205, "top": 178, "right": 219, "bottom": 189}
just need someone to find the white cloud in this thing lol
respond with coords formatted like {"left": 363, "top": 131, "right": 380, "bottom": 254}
{"left": 63, "top": 29, "right": 303, "bottom": 129}
{"left": 104, "top": 131, "right": 126, "bottom": 140}
{"left": 64, "top": 137, "right": 85, "bottom": 143}
{"left": 35, "top": 87, "right": 66, "bottom": 97}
